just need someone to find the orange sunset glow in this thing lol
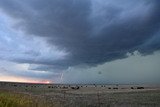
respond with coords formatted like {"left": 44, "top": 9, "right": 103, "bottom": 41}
{"left": 0, "top": 76, "right": 51, "bottom": 84}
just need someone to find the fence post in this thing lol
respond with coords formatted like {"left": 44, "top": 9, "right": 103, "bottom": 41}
{"left": 97, "top": 92, "right": 101, "bottom": 107}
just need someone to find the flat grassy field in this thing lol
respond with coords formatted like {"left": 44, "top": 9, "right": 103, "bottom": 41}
{"left": 1, "top": 89, "right": 160, "bottom": 107}
{"left": 0, "top": 82, "right": 160, "bottom": 107}
{"left": 0, "top": 90, "right": 33, "bottom": 107}
{"left": 0, "top": 90, "right": 61, "bottom": 107}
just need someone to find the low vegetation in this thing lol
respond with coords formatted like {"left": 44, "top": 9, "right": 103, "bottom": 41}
{"left": 0, "top": 90, "right": 33, "bottom": 107}
{"left": 0, "top": 83, "right": 160, "bottom": 107}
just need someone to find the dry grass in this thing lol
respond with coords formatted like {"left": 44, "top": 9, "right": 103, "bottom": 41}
{"left": 0, "top": 90, "right": 33, "bottom": 107}
{"left": 0, "top": 83, "right": 160, "bottom": 107}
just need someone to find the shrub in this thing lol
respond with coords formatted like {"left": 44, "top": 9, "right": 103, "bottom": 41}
{"left": 137, "top": 87, "right": 144, "bottom": 89}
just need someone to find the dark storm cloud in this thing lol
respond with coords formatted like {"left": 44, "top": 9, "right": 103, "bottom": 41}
{"left": 0, "top": 0, "right": 160, "bottom": 69}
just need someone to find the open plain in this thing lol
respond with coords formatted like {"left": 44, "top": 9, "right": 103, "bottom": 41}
{"left": 0, "top": 82, "right": 160, "bottom": 107}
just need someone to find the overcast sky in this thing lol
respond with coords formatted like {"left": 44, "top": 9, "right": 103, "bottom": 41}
{"left": 0, "top": 0, "right": 160, "bottom": 84}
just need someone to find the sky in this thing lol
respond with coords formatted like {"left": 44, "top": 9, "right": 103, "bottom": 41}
{"left": 0, "top": 0, "right": 160, "bottom": 84}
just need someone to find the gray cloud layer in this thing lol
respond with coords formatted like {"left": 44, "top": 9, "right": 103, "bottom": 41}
{"left": 0, "top": 0, "right": 160, "bottom": 69}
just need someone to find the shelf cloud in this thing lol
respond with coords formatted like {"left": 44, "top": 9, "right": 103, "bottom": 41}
{"left": 0, "top": 0, "right": 160, "bottom": 83}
